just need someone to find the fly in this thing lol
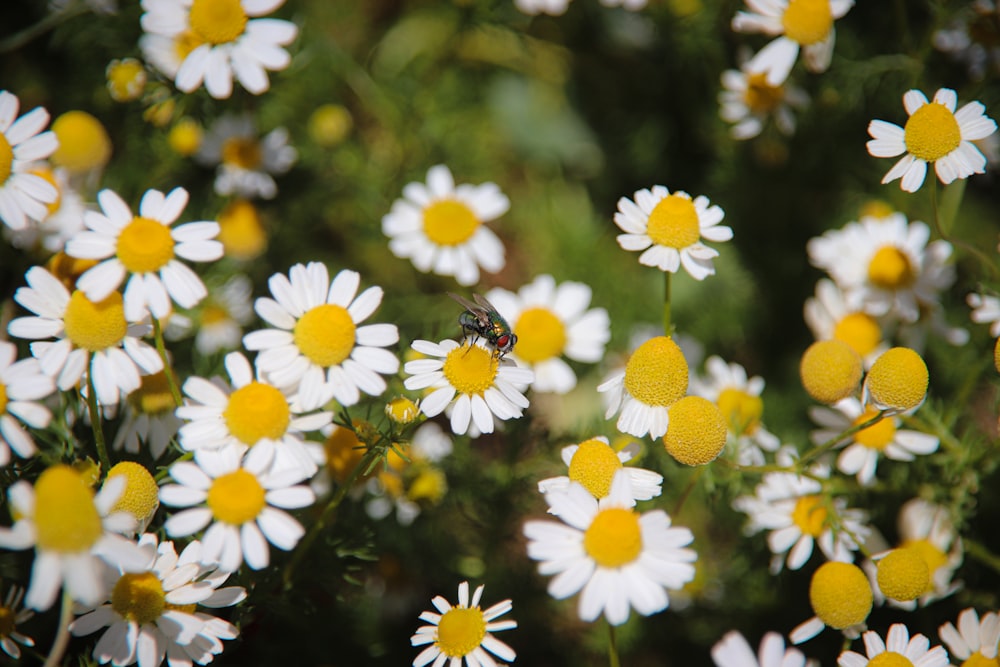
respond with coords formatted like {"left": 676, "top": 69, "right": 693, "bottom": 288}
{"left": 447, "top": 292, "right": 517, "bottom": 360}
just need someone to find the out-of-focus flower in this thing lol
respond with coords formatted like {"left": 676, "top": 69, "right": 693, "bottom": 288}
{"left": 216, "top": 198, "right": 267, "bottom": 260}
{"left": 195, "top": 115, "right": 296, "bottom": 199}
{"left": 113, "top": 369, "right": 182, "bottom": 459}
{"left": 805, "top": 279, "right": 888, "bottom": 368}
{"left": 968, "top": 292, "right": 1000, "bottom": 337}
{"left": 712, "top": 630, "right": 809, "bottom": 667}
{"left": 0, "top": 585, "right": 34, "bottom": 660}
{"left": 168, "top": 117, "right": 203, "bottom": 157}
{"left": 933, "top": 1, "right": 1000, "bottom": 81}
{"left": 51, "top": 110, "right": 111, "bottom": 174}
{"left": 105, "top": 58, "right": 147, "bottom": 102}
{"left": 308, "top": 104, "right": 352, "bottom": 147}
{"left": 0, "top": 340, "right": 54, "bottom": 466}
{"left": 718, "top": 62, "right": 809, "bottom": 139}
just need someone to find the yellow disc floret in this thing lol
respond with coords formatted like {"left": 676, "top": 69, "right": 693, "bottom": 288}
{"left": 442, "top": 344, "right": 498, "bottom": 396}
{"left": 293, "top": 304, "right": 357, "bottom": 367}
{"left": 513, "top": 307, "right": 566, "bottom": 363}
{"left": 112, "top": 572, "right": 165, "bottom": 626}
{"left": 904, "top": 102, "right": 962, "bottom": 163}
{"left": 117, "top": 216, "right": 176, "bottom": 274}
{"left": 436, "top": 606, "right": 486, "bottom": 659}
{"left": 207, "top": 469, "right": 266, "bottom": 525}
{"left": 107, "top": 462, "right": 160, "bottom": 528}
{"left": 189, "top": 0, "right": 248, "bottom": 45}
{"left": 63, "top": 290, "right": 128, "bottom": 352}
{"left": 51, "top": 111, "right": 111, "bottom": 173}
{"left": 568, "top": 438, "right": 623, "bottom": 499}
{"left": 781, "top": 0, "right": 833, "bottom": 46}
{"left": 663, "top": 396, "right": 727, "bottom": 466}
{"left": 583, "top": 508, "right": 643, "bottom": 568}
{"left": 800, "top": 340, "right": 862, "bottom": 404}
{"left": 646, "top": 194, "right": 701, "bottom": 249}
{"left": 168, "top": 118, "right": 203, "bottom": 157}
{"left": 34, "top": 465, "right": 103, "bottom": 553}
{"left": 867, "top": 246, "right": 916, "bottom": 290}
{"left": 833, "top": 312, "right": 882, "bottom": 358}
{"left": 0, "top": 132, "right": 13, "bottom": 184}
{"left": 422, "top": 199, "right": 480, "bottom": 246}
{"left": 223, "top": 381, "right": 290, "bottom": 445}
{"left": 623, "top": 336, "right": 689, "bottom": 408}
{"left": 866, "top": 347, "right": 928, "bottom": 411}
{"left": 808, "top": 561, "right": 873, "bottom": 629}
{"left": 217, "top": 199, "right": 267, "bottom": 261}
{"left": 876, "top": 548, "right": 930, "bottom": 602}
{"left": 385, "top": 396, "right": 420, "bottom": 425}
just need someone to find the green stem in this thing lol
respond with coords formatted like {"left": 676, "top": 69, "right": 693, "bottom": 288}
{"left": 41, "top": 589, "right": 74, "bottom": 667}
{"left": 85, "top": 355, "right": 112, "bottom": 473}
{"left": 672, "top": 466, "right": 704, "bottom": 518}
{"left": 152, "top": 318, "right": 184, "bottom": 407}
{"left": 964, "top": 538, "right": 1000, "bottom": 575}
{"left": 607, "top": 621, "right": 621, "bottom": 667}
{"left": 663, "top": 271, "right": 672, "bottom": 336}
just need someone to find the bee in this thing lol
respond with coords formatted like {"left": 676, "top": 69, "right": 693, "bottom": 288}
{"left": 447, "top": 292, "right": 517, "bottom": 360}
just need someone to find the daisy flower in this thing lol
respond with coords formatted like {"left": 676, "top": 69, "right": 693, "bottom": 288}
{"left": 732, "top": 0, "right": 855, "bottom": 85}
{"left": 523, "top": 470, "right": 697, "bottom": 626}
{"left": 613, "top": 185, "right": 731, "bottom": 280}
{"left": 7, "top": 265, "right": 164, "bottom": 407}
{"left": 159, "top": 444, "right": 316, "bottom": 572}
{"left": 805, "top": 278, "right": 888, "bottom": 367}
{"left": 0, "top": 340, "right": 55, "bottom": 466}
{"left": 0, "top": 465, "right": 147, "bottom": 611}
{"left": 809, "top": 397, "right": 939, "bottom": 486}
{"left": 70, "top": 533, "right": 246, "bottom": 667}
{"left": 894, "top": 498, "right": 963, "bottom": 607}
{"left": 537, "top": 436, "right": 663, "bottom": 507}
{"left": 939, "top": 608, "right": 1000, "bottom": 664}
{"left": 933, "top": 1, "right": 1000, "bottom": 81}
{"left": 192, "top": 274, "right": 255, "bottom": 356}
{"left": 381, "top": 164, "right": 509, "bottom": 286}
{"left": 243, "top": 263, "right": 400, "bottom": 410}
{"left": 514, "top": 0, "right": 572, "bottom": 13}
{"left": 403, "top": 338, "right": 533, "bottom": 436}
{"left": 66, "top": 187, "right": 223, "bottom": 322}
{"left": 837, "top": 623, "right": 949, "bottom": 667}
{"left": 0, "top": 90, "right": 58, "bottom": 231}
{"left": 410, "top": 581, "right": 516, "bottom": 667}
{"left": 712, "top": 630, "right": 809, "bottom": 667}
{"left": 0, "top": 585, "right": 34, "bottom": 660}
{"left": 690, "top": 355, "right": 781, "bottom": 465}
{"left": 867, "top": 87, "right": 997, "bottom": 192}
{"left": 195, "top": 114, "right": 296, "bottom": 200}
{"left": 968, "top": 291, "right": 1000, "bottom": 337}
{"left": 112, "top": 369, "right": 183, "bottom": 459}
{"left": 139, "top": 0, "right": 298, "bottom": 99}
{"left": 175, "top": 351, "right": 331, "bottom": 479}
{"left": 718, "top": 60, "right": 809, "bottom": 139}
{"left": 484, "top": 275, "right": 610, "bottom": 394}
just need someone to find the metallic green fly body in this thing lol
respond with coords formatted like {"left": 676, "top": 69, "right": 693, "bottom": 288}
{"left": 447, "top": 292, "right": 517, "bottom": 360}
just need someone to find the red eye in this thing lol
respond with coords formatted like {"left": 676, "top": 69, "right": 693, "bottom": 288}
{"left": 496, "top": 334, "right": 510, "bottom": 348}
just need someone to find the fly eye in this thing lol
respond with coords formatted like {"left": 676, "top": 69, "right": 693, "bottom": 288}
{"left": 496, "top": 334, "right": 510, "bottom": 349}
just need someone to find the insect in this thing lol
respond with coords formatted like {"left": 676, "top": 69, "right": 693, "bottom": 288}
{"left": 447, "top": 292, "right": 517, "bottom": 360}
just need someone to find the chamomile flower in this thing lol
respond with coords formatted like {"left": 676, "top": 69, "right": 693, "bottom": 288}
{"left": 805, "top": 279, "right": 888, "bottom": 367}
{"left": 113, "top": 370, "right": 182, "bottom": 459}
{"left": 537, "top": 436, "right": 663, "bottom": 506}
{"left": 0, "top": 340, "right": 54, "bottom": 466}
{"left": 0, "top": 585, "right": 34, "bottom": 660}
{"left": 968, "top": 292, "right": 1000, "bottom": 337}
{"left": 524, "top": 470, "right": 697, "bottom": 626}
{"left": 175, "top": 351, "right": 331, "bottom": 479}
{"left": 933, "top": 1, "right": 1000, "bottom": 81}
{"left": 139, "top": 0, "right": 298, "bottom": 99}
{"left": 837, "top": 624, "right": 949, "bottom": 667}
{"left": 895, "top": 498, "right": 963, "bottom": 607}
{"left": 410, "top": 581, "right": 516, "bottom": 667}
{"left": 7, "top": 265, "right": 164, "bottom": 406}
{"left": 790, "top": 561, "right": 873, "bottom": 645}
{"left": 514, "top": 0, "right": 572, "bottom": 14}
{"left": 613, "top": 186, "right": 731, "bottom": 280}
{"left": 690, "top": 356, "right": 781, "bottom": 465}
{"left": 869, "top": 87, "right": 998, "bottom": 192}
{"left": 809, "top": 398, "right": 939, "bottom": 486}
{"left": 159, "top": 444, "right": 316, "bottom": 572}
{"left": 381, "top": 164, "right": 509, "bottom": 286}
{"left": 484, "top": 275, "right": 610, "bottom": 394}
{"left": 718, "top": 61, "right": 809, "bottom": 139}
{"left": 939, "top": 608, "right": 1000, "bottom": 664}
{"left": 712, "top": 630, "right": 809, "bottom": 667}
{"left": 191, "top": 274, "right": 255, "bottom": 356}
{"left": 0, "top": 465, "right": 147, "bottom": 611}
{"left": 403, "top": 338, "right": 533, "bottom": 436}
{"left": 732, "top": 0, "right": 855, "bottom": 85}
{"left": 0, "top": 90, "right": 58, "bottom": 231}
{"left": 70, "top": 534, "right": 246, "bottom": 667}
{"left": 195, "top": 115, "right": 296, "bottom": 200}
{"left": 243, "top": 263, "right": 399, "bottom": 410}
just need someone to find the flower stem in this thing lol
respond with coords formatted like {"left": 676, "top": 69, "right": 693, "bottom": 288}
{"left": 85, "top": 356, "right": 112, "bottom": 473}
{"left": 41, "top": 589, "right": 74, "bottom": 667}
{"left": 152, "top": 318, "right": 184, "bottom": 407}
{"left": 663, "top": 271, "right": 672, "bottom": 336}
{"left": 673, "top": 466, "right": 705, "bottom": 518}
{"left": 607, "top": 621, "right": 621, "bottom": 667}
{"left": 965, "top": 538, "right": 1000, "bottom": 575}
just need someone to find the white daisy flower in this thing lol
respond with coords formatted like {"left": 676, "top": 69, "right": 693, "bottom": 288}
{"left": 175, "top": 351, "right": 331, "bottom": 479}
{"left": 0, "top": 465, "right": 147, "bottom": 611}
{"left": 613, "top": 185, "right": 732, "bottom": 280}
{"left": 403, "top": 338, "right": 533, "bottom": 436}
{"left": 7, "top": 265, "right": 164, "bottom": 407}
{"left": 0, "top": 340, "right": 55, "bottom": 466}
{"left": 805, "top": 278, "right": 888, "bottom": 368}
{"left": 70, "top": 533, "right": 246, "bottom": 667}
{"left": 537, "top": 436, "right": 663, "bottom": 507}
{"left": 837, "top": 623, "right": 949, "bottom": 667}
{"left": 195, "top": 114, "right": 296, "bottom": 200}
{"left": 66, "top": 187, "right": 223, "bottom": 322}
{"left": 514, "top": 0, "right": 572, "bottom": 14}
{"left": 718, "top": 60, "right": 809, "bottom": 139}
{"left": 0, "top": 90, "right": 58, "bottom": 231}
{"left": 243, "top": 263, "right": 400, "bottom": 410}
{"left": 732, "top": 0, "right": 855, "bottom": 85}
{"left": 193, "top": 274, "right": 255, "bottom": 356}
{"left": 968, "top": 291, "right": 1000, "bottom": 337}
{"left": 689, "top": 355, "right": 781, "bottom": 466}
{"left": 712, "top": 630, "right": 809, "bottom": 667}
{"left": 410, "top": 581, "right": 517, "bottom": 667}
{"left": 139, "top": 0, "right": 298, "bottom": 99}
{"left": 524, "top": 470, "right": 697, "bottom": 626}
{"left": 0, "top": 585, "right": 35, "bottom": 660}
{"left": 868, "top": 87, "right": 998, "bottom": 192}
{"left": 159, "top": 444, "right": 316, "bottom": 572}
{"left": 112, "top": 369, "right": 183, "bottom": 459}
{"left": 939, "top": 608, "right": 1000, "bottom": 664}
{"left": 895, "top": 497, "right": 963, "bottom": 607}
{"left": 484, "top": 275, "right": 610, "bottom": 394}
{"left": 809, "top": 397, "right": 939, "bottom": 486}
{"left": 381, "top": 164, "right": 509, "bottom": 286}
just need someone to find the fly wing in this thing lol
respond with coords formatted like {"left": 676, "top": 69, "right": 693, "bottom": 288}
{"left": 448, "top": 292, "right": 489, "bottom": 325}
{"left": 472, "top": 293, "right": 502, "bottom": 313}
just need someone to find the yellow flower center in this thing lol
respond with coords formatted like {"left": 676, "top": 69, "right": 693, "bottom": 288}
{"left": 308, "top": 104, "right": 353, "bottom": 148}
{"left": 223, "top": 381, "right": 290, "bottom": 445}
{"left": 221, "top": 136, "right": 262, "bottom": 170}
{"left": 385, "top": 396, "right": 419, "bottom": 424}
{"left": 34, "top": 465, "right": 103, "bottom": 553}
{"left": 809, "top": 561, "right": 873, "bottom": 629}
{"left": 876, "top": 548, "right": 929, "bottom": 602}
{"left": 791, "top": 495, "right": 828, "bottom": 537}
{"left": 664, "top": 395, "right": 728, "bottom": 466}
{"left": 900, "top": 538, "right": 949, "bottom": 592}
{"left": 904, "top": 102, "right": 962, "bottom": 162}
{"left": 117, "top": 216, "right": 176, "bottom": 274}
{"left": 189, "top": 0, "right": 248, "bottom": 46}
{"left": 716, "top": 387, "right": 762, "bottom": 435}
{"left": 866, "top": 347, "right": 928, "bottom": 411}
{"left": 584, "top": 507, "right": 643, "bottom": 568}
{"left": 323, "top": 423, "right": 366, "bottom": 484}
{"left": 442, "top": 344, "right": 498, "bottom": 396}
{"left": 106, "top": 59, "right": 147, "bottom": 102}
{"left": 408, "top": 467, "right": 447, "bottom": 504}
{"left": 51, "top": 111, "right": 111, "bottom": 173}
{"left": 623, "top": 336, "right": 689, "bottom": 408}
{"left": 173, "top": 30, "right": 206, "bottom": 62}
{"left": 0, "top": 382, "right": 7, "bottom": 416}
{"left": 963, "top": 653, "right": 1000, "bottom": 667}
{"left": 834, "top": 312, "right": 882, "bottom": 357}
{"left": 799, "top": 340, "right": 863, "bottom": 404}
{"left": 867, "top": 246, "right": 916, "bottom": 290}
{"left": 422, "top": 199, "right": 480, "bottom": 247}
{"left": 46, "top": 252, "right": 99, "bottom": 291}
{"left": 744, "top": 72, "right": 785, "bottom": 113}
{"left": 0, "top": 132, "right": 12, "bottom": 184}
{"left": 107, "top": 461, "right": 160, "bottom": 526}
{"left": 168, "top": 118, "right": 203, "bottom": 157}
{"left": 128, "top": 370, "right": 176, "bottom": 415}
{"left": 513, "top": 307, "right": 566, "bottom": 363}
{"left": 567, "top": 439, "right": 623, "bottom": 499}
{"left": 436, "top": 606, "right": 487, "bottom": 659}
{"left": 207, "top": 468, "right": 266, "bottom": 525}
{"left": 781, "top": 0, "right": 833, "bottom": 46}
{"left": 111, "top": 571, "right": 165, "bottom": 626}
{"left": 218, "top": 199, "right": 267, "bottom": 261}
{"left": 293, "top": 304, "right": 357, "bottom": 368}
{"left": 63, "top": 290, "right": 128, "bottom": 352}
{"left": 852, "top": 408, "right": 896, "bottom": 450}
{"left": 0, "top": 604, "right": 14, "bottom": 636}
{"left": 646, "top": 194, "right": 700, "bottom": 249}
{"left": 868, "top": 654, "right": 915, "bottom": 667}
{"left": 201, "top": 303, "right": 230, "bottom": 325}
